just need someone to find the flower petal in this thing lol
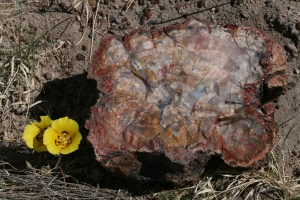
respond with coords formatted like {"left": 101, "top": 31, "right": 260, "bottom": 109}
{"left": 51, "top": 117, "right": 65, "bottom": 134}
{"left": 45, "top": 143, "right": 61, "bottom": 155}
{"left": 52, "top": 116, "right": 79, "bottom": 136}
{"left": 60, "top": 132, "right": 82, "bottom": 155}
{"left": 34, "top": 115, "right": 52, "bottom": 130}
{"left": 43, "top": 128, "right": 59, "bottom": 145}
{"left": 44, "top": 128, "right": 61, "bottom": 155}
{"left": 22, "top": 124, "right": 40, "bottom": 148}
{"left": 32, "top": 137, "right": 45, "bottom": 151}
{"left": 34, "top": 144, "right": 48, "bottom": 152}
{"left": 64, "top": 118, "right": 79, "bottom": 136}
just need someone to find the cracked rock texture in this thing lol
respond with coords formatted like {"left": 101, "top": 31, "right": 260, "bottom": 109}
{"left": 86, "top": 19, "right": 286, "bottom": 186}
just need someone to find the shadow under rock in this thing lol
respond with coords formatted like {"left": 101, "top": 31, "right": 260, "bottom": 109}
{"left": 29, "top": 72, "right": 99, "bottom": 131}
{"left": 26, "top": 72, "right": 102, "bottom": 183}
{"left": 2, "top": 72, "right": 99, "bottom": 172}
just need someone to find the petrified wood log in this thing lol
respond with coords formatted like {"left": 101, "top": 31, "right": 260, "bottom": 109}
{"left": 86, "top": 19, "right": 286, "bottom": 186}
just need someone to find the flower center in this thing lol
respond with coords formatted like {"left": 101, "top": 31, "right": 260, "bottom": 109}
{"left": 55, "top": 131, "right": 72, "bottom": 149}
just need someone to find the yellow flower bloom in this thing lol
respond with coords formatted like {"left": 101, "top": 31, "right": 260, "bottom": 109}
{"left": 43, "top": 116, "right": 82, "bottom": 155}
{"left": 22, "top": 116, "right": 52, "bottom": 152}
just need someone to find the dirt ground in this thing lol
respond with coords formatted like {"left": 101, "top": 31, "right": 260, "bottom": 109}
{"left": 0, "top": 0, "right": 300, "bottom": 199}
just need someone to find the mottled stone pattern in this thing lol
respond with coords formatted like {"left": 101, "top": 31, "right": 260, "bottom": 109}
{"left": 86, "top": 19, "right": 286, "bottom": 185}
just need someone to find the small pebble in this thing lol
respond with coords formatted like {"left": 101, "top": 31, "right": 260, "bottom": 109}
{"left": 288, "top": 5, "right": 296, "bottom": 10}
{"left": 108, "top": 29, "right": 118, "bottom": 35}
{"left": 296, "top": 22, "right": 300, "bottom": 30}
{"left": 197, "top": 0, "right": 205, "bottom": 8}
{"left": 120, "top": 11, "right": 126, "bottom": 16}
{"left": 44, "top": 72, "right": 53, "bottom": 80}
{"left": 88, "top": 0, "right": 97, "bottom": 7}
{"left": 121, "top": 17, "right": 128, "bottom": 23}
{"left": 120, "top": 23, "right": 127, "bottom": 30}
{"left": 151, "top": 0, "right": 160, "bottom": 4}
{"left": 82, "top": 45, "right": 87, "bottom": 51}
{"left": 113, "top": 3, "right": 119, "bottom": 9}
{"left": 46, "top": 35, "right": 52, "bottom": 43}
{"left": 159, "top": 5, "right": 167, "bottom": 10}
{"left": 65, "top": 71, "right": 71, "bottom": 76}
{"left": 28, "top": 22, "right": 35, "bottom": 29}
{"left": 138, "top": 0, "right": 145, "bottom": 5}
{"left": 230, "top": 0, "right": 240, "bottom": 6}
{"left": 293, "top": 68, "right": 300, "bottom": 74}
{"left": 264, "top": 0, "right": 275, "bottom": 4}
{"left": 76, "top": 15, "right": 81, "bottom": 22}
{"left": 20, "top": 35, "right": 26, "bottom": 42}
{"left": 67, "top": 61, "right": 73, "bottom": 68}
{"left": 62, "top": 42, "right": 69, "bottom": 48}
{"left": 292, "top": 150, "right": 297, "bottom": 156}
{"left": 285, "top": 43, "right": 298, "bottom": 56}
{"left": 287, "top": 82, "right": 296, "bottom": 90}
{"left": 287, "top": 56, "right": 294, "bottom": 62}
{"left": 76, "top": 53, "right": 85, "bottom": 61}
{"left": 143, "top": 8, "right": 152, "bottom": 20}
{"left": 9, "top": 35, "right": 15, "bottom": 41}
{"left": 114, "top": 17, "right": 122, "bottom": 25}
{"left": 240, "top": 12, "right": 249, "bottom": 18}
{"left": 148, "top": 20, "right": 158, "bottom": 25}
{"left": 110, "top": 24, "right": 117, "bottom": 30}
{"left": 140, "top": 15, "right": 145, "bottom": 25}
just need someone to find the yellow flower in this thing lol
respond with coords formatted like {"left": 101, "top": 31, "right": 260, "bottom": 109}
{"left": 43, "top": 116, "right": 82, "bottom": 155}
{"left": 22, "top": 116, "right": 52, "bottom": 152}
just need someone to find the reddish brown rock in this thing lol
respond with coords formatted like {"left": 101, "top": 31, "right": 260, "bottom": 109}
{"left": 86, "top": 19, "right": 287, "bottom": 186}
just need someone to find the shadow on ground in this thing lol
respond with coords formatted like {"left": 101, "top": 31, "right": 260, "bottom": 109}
{"left": 29, "top": 72, "right": 99, "bottom": 127}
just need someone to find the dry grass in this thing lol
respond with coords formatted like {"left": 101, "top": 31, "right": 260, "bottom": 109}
{"left": 0, "top": 1, "right": 41, "bottom": 149}
{"left": 151, "top": 142, "right": 300, "bottom": 200}
{"left": 0, "top": 0, "right": 97, "bottom": 113}
{"left": 1, "top": 1, "right": 300, "bottom": 200}
{"left": 1, "top": 142, "right": 299, "bottom": 199}
{"left": 0, "top": 0, "right": 94, "bottom": 144}
{"left": 192, "top": 149, "right": 300, "bottom": 199}
{"left": 0, "top": 164, "right": 130, "bottom": 199}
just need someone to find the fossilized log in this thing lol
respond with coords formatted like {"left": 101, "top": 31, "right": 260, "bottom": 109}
{"left": 86, "top": 19, "right": 286, "bottom": 186}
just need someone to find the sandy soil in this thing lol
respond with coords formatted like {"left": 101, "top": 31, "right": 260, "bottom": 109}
{"left": 0, "top": 0, "right": 299, "bottom": 198}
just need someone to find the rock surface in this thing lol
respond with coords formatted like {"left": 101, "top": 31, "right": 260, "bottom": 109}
{"left": 86, "top": 19, "right": 286, "bottom": 186}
